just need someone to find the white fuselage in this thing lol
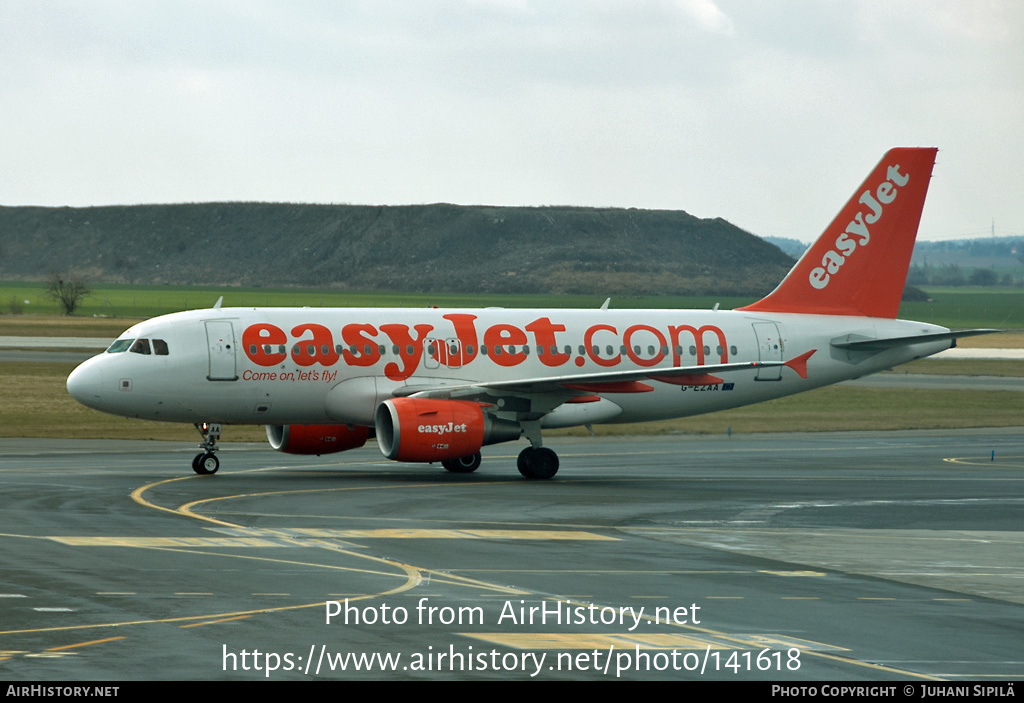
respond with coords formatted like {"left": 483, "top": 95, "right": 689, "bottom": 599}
{"left": 66, "top": 306, "right": 952, "bottom": 428}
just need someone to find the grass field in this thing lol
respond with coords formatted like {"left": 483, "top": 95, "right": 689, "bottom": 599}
{"left": 954, "top": 332, "right": 1024, "bottom": 349}
{"left": 2, "top": 281, "right": 754, "bottom": 320}
{"left": 2, "top": 281, "right": 1024, "bottom": 338}
{"left": 897, "top": 287, "right": 1024, "bottom": 329}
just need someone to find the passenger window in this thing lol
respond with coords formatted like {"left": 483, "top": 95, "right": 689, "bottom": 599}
{"left": 152, "top": 339, "right": 169, "bottom": 355}
{"left": 129, "top": 339, "right": 151, "bottom": 355}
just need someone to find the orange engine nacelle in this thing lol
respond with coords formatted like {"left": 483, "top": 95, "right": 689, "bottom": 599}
{"left": 266, "top": 424, "right": 370, "bottom": 455}
{"left": 375, "top": 398, "right": 511, "bottom": 463}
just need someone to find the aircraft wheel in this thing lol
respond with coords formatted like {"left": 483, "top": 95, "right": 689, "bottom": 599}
{"left": 442, "top": 452, "right": 481, "bottom": 473}
{"left": 192, "top": 452, "right": 219, "bottom": 475}
{"left": 516, "top": 447, "right": 534, "bottom": 477}
{"left": 517, "top": 447, "right": 559, "bottom": 479}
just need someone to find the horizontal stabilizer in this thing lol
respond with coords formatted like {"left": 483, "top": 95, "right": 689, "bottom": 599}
{"left": 830, "top": 329, "right": 1000, "bottom": 351}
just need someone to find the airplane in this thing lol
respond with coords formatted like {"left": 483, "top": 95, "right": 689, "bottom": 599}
{"left": 66, "top": 147, "right": 995, "bottom": 479}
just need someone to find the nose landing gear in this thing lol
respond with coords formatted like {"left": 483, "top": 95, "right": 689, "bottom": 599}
{"left": 192, "top": 422, "right": 222, "bottom": 475}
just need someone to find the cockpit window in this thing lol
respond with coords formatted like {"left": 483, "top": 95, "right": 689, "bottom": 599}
{"left": 152, "top": 339, "right": 169, "bottom": 356}
{"left": 129, "top": 339, "right": 152, "bottom": 355}
{"left": 106, "top": 339, "right": 133, "bottom": 354}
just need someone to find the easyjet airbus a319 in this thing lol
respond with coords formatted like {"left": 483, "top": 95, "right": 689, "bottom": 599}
{"left": 67, "top": 148, "right": 993, "bottom": 478}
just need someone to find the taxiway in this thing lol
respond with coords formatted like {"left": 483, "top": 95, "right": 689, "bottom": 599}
{"left": 0, "top": 431, "right": 1021, "bottom": 680}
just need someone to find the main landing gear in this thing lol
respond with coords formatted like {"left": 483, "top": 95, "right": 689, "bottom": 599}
{"left": 517, "top": 446, "right": 559, "bottom": 479}
{"left": 439, "top": 424, "right": 561, "bottom": 478}
{"left": 441, "top": 452, "right": 482, "bottom": 473}
{"left": 192, "top": 422, "right": 221, "bottom": 475}
{"left": 440, "top": 447, "right": 559, "bottom": 478}
{"left": 512, "top": 420, "right": 559, "bottom": 479}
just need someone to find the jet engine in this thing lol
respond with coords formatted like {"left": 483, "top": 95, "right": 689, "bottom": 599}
{"left": 374, "top": 398, "right": 520, "bottom": 462}
{"left": 266, "top": 424, "right": 370, "bottom": 455}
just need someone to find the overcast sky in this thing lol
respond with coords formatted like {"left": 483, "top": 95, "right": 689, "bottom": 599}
{"left": 1, "top": 0, "right": 1021, "bottom": 242}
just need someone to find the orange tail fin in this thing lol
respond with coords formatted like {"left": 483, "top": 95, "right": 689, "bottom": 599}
{"left": 738, "top": 147, "right": 937, "bottom": 318}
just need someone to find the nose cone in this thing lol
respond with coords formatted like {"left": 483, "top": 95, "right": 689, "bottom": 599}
{"left": 67, "top": 358, "right": 105, "bottom": 409}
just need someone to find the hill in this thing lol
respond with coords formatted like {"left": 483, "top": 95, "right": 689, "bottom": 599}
{"left": 760, "top": 234, "right": 1024, "bottom": 287}
{"left": 761, "top": 235, "right": 808, "bottom": 260}
{"left": 0, "top": 203, "right": 794, "bottom": 296}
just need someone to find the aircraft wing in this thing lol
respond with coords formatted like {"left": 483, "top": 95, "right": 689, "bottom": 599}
{"left": 394, "top": 352, "right": 814, "bottom": 401}
{"left": 830, "top": 329, "right": 1000, "bottom": 351}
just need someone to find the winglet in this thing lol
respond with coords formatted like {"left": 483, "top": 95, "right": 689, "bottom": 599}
{"left": 738, "top": 148, "right": 937, "bottom": 318}
{"left": 784, "top": 349, "right": 816, "bottom": 379}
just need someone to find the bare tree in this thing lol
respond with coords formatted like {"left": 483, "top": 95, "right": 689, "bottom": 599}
{"left": 47, "top": 272, "right": 91, "bottom": 315}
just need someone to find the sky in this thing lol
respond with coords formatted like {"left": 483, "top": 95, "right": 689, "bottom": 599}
{"left": 1, "top": 0, "right": 1021, "bottom": 242}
